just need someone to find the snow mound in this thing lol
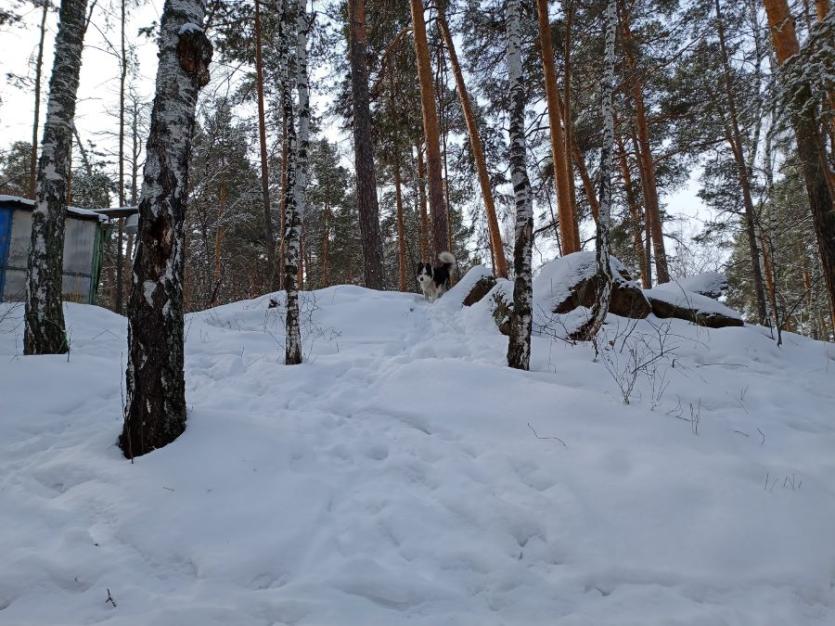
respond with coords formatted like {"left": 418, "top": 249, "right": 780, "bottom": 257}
{"left": 1, "top": 289, "right": 834, "bottom": 625}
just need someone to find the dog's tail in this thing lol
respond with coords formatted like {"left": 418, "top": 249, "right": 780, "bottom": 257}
{"left": 437, "top": 251, "right": 455, "bottom": 267}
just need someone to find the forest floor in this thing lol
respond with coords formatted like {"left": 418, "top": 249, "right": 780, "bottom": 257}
{"left": 1, "top": 272, "right": 835, "bottom": 625}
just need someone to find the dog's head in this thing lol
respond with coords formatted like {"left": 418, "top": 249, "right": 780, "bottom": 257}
{"left": 416, "top": 263, "right": 433, "bottom": 286}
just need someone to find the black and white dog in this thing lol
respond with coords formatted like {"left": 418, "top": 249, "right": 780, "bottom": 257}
{"left": 417, "top": 251, "right": 456, "bottom": 302}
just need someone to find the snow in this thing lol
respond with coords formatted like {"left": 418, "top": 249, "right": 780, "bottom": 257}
{"left": 646, "top": 282, "right": 742, "bottom": 320}
{"left": 673, "top": 272, "right": 729, "bottom": 299}
{"left": 1, "top": 285, "right": 835, "bottom": 625}
{"left": 178, "top": 22, "right": 202, "bottom": 35}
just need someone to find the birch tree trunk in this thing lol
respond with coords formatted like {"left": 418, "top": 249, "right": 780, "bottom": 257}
{"left": 348, "top": 0, "right": 385, "bottom": 289}
{"left": 296, "top": 13, "right": 311, "bottom": 296}
{"left": 535, "top": 0, "right": 578, "bottom": 254}
{"left": 29, "top": 0, "right": 50, "bottom": 200}
{"left": 437, "top": 7, "right": 508, "bottom": 277}
{"left": 506, "top": 0, "right": 534, "bottom": 371}
{"left": 275, "top": 0, "right": 303, "bottom": 364}
{"left": 574, "top": 0, "right": 616, "bottom": 341}
{"left": 24, "top": 0, "right": 90, "bottom": 356}
{"left": 410, "top": 0, "right": 449, "bottom": 258}
{"left": 278, "top": 114, "right": 288, "bottom": 289}
{"left": 763, "top": 0, "right": 835, "bottom": 330}
{"left": 254, "top": 0, "right": 276, "bottom": 290}
{"left": 119, "top": 0, "right": 212, "bottom": 458}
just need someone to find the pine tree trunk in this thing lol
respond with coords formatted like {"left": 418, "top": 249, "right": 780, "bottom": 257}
{"left": 348, "top": 0, "right": 385, "bottom": 289}
{"left": 119, "top": 0, "right": 212, "bottom": 458}
{"left": 254, "top": 0, "right": 276, "bottom": 291}
{"left": 437, "top": 53, "right": 455, "bottom": 254}
{"left": 571, "top": 138, "right": 600, "bottom": 222}
{"left": 764, "top": 0, "right": 835, "bottom": 330}
{"left": 24, "top": 0, "right": 90, "bottom": 355}
{"left": 535, "top": 0, "right": 577, "bottom": 254}
{"left": 616, "top": 131, "right": 649, "bottom": 288}
{"left": 437, "top": 8, "right": 507, "bottom": 277}
{"left": 574, "top": 0, "right": 616, "bottom": 341}
{"left": 621, "top": 10, "right": 670, "bottom": 284}
{"left": 629, "top": 130, "right": 653, "bottom": 286}
{"left": 813, "top": 0, "right": 835, "bottom": 154}
{"left": 29, "top": 1, "right": 49, "bottom": 200}
{"left": 410, "top": 0, "right": 449, "bottom": 258}
{"left": 563, "top": 0, "right": 580, "bottom": 246}
{"left": 760, "top": 227, "right": 779, "bottom": 330}
{"left": 416, "top": 143, "right": 430, "bottom": 260}
{"left": 506, "top": 0, "right": 534, "bottom": 371}
{"left": 715, "top": 0, "right": 768, "bottom": 324}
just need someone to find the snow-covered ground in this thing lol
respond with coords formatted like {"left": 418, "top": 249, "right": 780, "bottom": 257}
{"left": 1, "top": 280, "right": 835, "bottom": 625}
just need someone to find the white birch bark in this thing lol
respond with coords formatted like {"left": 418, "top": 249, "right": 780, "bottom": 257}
{"left": 294, "top": 5, "right": 311, "bottom": 282}
{"left": 506, "top": 0, "right": 534, "bottom": 371}
{"left": 277, "top": 0, "right": 303, "bottom": 365}
{"left": 24, "top": 0, "right": 90, "bottom": 355}
{"left": 120, "top": 0, "right": 212, "bottom": 458}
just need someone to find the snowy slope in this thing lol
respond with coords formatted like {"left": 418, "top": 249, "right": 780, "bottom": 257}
{"left": 1, "top": 285, "right": 835, "bottom": 626}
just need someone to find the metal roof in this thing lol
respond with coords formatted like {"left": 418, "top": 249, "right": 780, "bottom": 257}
{"left": 0, "top": 195, "right": 116, "bottom": 223}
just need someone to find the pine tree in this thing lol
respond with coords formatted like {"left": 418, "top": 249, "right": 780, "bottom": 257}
{"left": 253, "top": 0, "right": 276, "bottom": 290}
{"left": 437, "top": 4, "right": 508, "bottom": 277}
{"left": 410, "top": 0, "right": 449, "bottom": 258}
{"left": 535, "top": 0, "right": 578, "bottom": 254}
{"left": 120, "top": 0, "right": 212, "bottom": 458}
{"left": 620, "top": 2, "right": 670, "bottom": 284}
{"left": 763, "top": 0, "right": 835, "bottom": 331}
{"left": 348, "top": 0, "right": 385, "bottom": 289}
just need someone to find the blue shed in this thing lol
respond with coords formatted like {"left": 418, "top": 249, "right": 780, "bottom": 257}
{"left": 0, "top": 195, "right": 109, "bottom": 304}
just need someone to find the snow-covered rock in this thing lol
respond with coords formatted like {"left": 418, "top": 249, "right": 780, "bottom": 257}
{"left": 534, "top": 251, "right": 651, "bottom": 319}
{"left": 437, "top": 264, "right": 494, "bottom": 309}
{"left": 646, "top": 282, "right": 743, "bottom": 328}
{"left": 672, "top": 272, "right": 729, "bottom": 299}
